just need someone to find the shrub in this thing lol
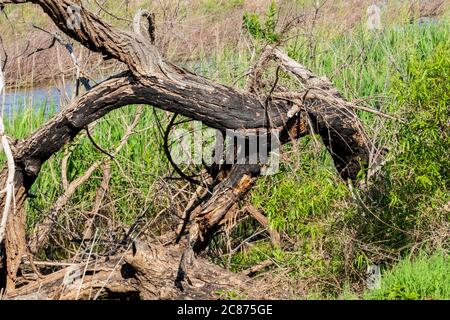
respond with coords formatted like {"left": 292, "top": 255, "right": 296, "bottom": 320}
{"left": 351, "top": 39, "right": 450, "bottom": 254}
{"left": 243, "top": 0, "right": 281, "bottom": 43}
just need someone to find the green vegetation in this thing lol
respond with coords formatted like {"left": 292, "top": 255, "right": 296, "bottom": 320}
{"left": 243, "top": 0, "right": 280, "bottom": 43}
{"left": 1, "top": 0, "right": 449, "bottom": 299}
{"left": 224, "top": 3, "right": 449, "bottom": 299}
{"left": 366, "top": 252, "right": 450, "bottom": 300}
{"left": 200, "top": 0, "right": 244, "bottom": 13}
{"left": 4, "top": 104, "right": 171, "bottom": 240}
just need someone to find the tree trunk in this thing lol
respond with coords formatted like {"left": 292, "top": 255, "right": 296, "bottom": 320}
{"left": 4, "top": 240, "right": 252, "bottom": 300}
{"left": 0, "top": 167, "right": 28, "bottom": 290}
{"left": 0, "top": 0, "right": 372, "bottom": 299}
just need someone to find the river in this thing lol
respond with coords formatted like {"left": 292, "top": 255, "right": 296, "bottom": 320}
{"left": 1, "top": 82, "right": 75, "bottom": 117}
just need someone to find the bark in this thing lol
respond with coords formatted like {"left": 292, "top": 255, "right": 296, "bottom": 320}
{"left": 189, "top": 164, "right": 261, "bottom": 253}
{"left": 4, "top": 0, "right": 369, "bottom": 188}
{"left": 4, "top": 240, "right": 251, "bottom": 300}
{"left": 0, "top": 168, "right": 28, "bottom": 290}
{"left": 28, "top": 106, "right": 143, "bottom": 254}
{"left": 0, "top": 0, "right": 372, "bottom": 298}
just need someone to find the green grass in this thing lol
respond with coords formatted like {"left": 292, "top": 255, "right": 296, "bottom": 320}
{"left": 1, "top": 2, "right": 449, "bottom": 299}
{"left": 366, "top": 252, "right": 450, "bottom": 300}
{"left": 251, "top": 145, "right": 349, "bottom": 236}
{"left": 2, "top": 103, "right": 172, "bottom": 235}
{"left": 209, "top": 11, "right": 449, "bottom": 298}
{"left": 200, "top": 0, "right": 244, "bottom": 13}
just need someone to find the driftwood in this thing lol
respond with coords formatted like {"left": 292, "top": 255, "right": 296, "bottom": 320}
{"left": 0, "top": 0, "right": 371, "bottom": 299}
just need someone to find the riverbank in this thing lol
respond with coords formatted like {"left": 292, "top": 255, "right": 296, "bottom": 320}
{"left": 1, "top": 0, "right": 447, "bottom": 89}
{"left": 0, "top": 0, "right": 449, "bottom": 299}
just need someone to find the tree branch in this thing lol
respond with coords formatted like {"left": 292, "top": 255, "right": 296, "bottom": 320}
{"left": 0, "top": 0, "right": 373, "bottom": 296}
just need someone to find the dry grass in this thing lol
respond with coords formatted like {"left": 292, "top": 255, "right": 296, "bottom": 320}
{"left": 0, "top": 0, "right": 448, "bottom": 300}
{"left": 2, "top": 0, "right": 448, "bottom": 88}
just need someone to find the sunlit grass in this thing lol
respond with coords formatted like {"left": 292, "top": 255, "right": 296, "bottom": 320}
{"left": 366, "top": 251, "right": 450, "bottom": 300}
{"left": 0, "top": 1, "right": 448, "bottom": 299}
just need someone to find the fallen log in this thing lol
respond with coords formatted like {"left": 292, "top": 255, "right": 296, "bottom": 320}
{"left": 0, "top": 0, "right": 372, "bottom": 298}
{"left": 4, "top": 240, "right": 252, "bottom": 300}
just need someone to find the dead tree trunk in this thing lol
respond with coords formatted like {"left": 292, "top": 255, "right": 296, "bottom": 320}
{"left": 4, "top": 240, "right": 253, "bottom": 300}
{"left": 0, "top": 0, "right": 372, "bottom": 298}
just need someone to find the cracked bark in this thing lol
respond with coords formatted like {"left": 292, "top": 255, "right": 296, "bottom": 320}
{"left": 0, "top": 0, "right": 371, "bottom": 298}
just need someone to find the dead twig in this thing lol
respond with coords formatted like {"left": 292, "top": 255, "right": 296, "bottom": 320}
{"left": 29, "top": 106, "right": 143, "bottom": 254}
{"left": 243, "top": 259, "right": 275, "bottom": 277}
{"left": 244, "top": 205, "right": 281, "bottom": 247}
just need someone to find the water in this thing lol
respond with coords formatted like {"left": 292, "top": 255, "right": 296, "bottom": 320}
{"left": 0, "top": 55, "right": 207, "bottom": 116}
{"left": 1, "top": 83, "right": 74, "bottom": 116}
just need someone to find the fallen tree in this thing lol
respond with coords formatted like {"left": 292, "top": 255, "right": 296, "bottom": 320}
{"left": 0, "top": 0, "right": 373, "bottom": 299}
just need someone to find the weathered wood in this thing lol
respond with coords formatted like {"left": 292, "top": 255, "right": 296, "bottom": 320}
{"left": 4, "top": 0, "right": 369, "bottom": 186}
{"left": 0, "top": 0, "right": 372, "bottom": 298}
{"left": 270, "top": 48, "right": 371, "bottom": 180}
{"left": 190, "top": 164, "right": 260, "bottom": 253}
{"left": 4, "top": 240, "right": 252, "bottom": 300}
{"left": 0, "top": 168, "right": 28, "bottom": 290}
{"left": 245, "top": 205, "right": 281, "bottom": 247}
